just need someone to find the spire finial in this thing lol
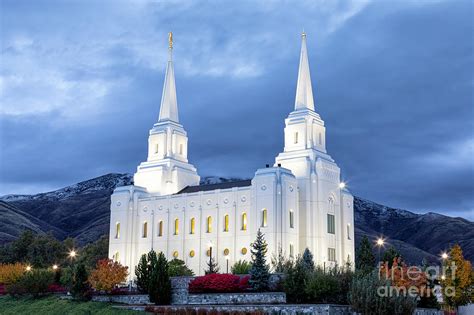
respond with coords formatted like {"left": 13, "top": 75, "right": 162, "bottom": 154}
{"left": 168, "top": 32, "right": 173, "bottom": 49}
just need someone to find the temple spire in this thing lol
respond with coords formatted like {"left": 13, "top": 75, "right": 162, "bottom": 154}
{"left": 294, "top": 32, "right": 315, "bottom": 111}
{"left": 158, "top": 32, "right": 179, "bottom": 123}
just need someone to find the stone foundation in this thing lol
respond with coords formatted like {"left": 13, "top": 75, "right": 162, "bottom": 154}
{"left": 92, "top": 294, "right": 149, "bottom": 305}
{"left": 187, "top": 292, "right": 286, "bottom": 305}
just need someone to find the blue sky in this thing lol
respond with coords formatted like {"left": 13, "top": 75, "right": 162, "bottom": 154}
{"left": 0, "top": 0, "right": 473, "bottom": 220}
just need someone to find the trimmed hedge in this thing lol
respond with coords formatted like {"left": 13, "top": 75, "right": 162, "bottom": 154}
{"left": 189, "top": 274, "right": 250, "bottom": 293}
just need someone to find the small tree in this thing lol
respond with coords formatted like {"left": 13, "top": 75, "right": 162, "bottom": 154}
{"left": 135, "top": 253, "right": 150, "bottom": 293}
{"left": 302, "top": 248, "right": 315, "bottom": 272}
{"left": 356, "top": 236, "right": 375, "bottom": 273}
{"left": 284, "top": 256, "right": 310, "bottom": 303}
{"left": 71, "top": 263, "right": 91, "bottom": 301}
{"left": 149, "top": 252, "right": 171, "bottom": 305}
{"left": 205, "top": 256, "right": 220, "bottom": 275}
{"left": 88, "top": 259, "right": 128, "bottom": 292}
{"left": 0, "top": 263, "right": 27, "bottom": 285}
{"left": 169, "top": 258, "right": 194, "bottom": 277}
{"left": 6, "top": 269, "right": 54, "bottom": 298}
{"left": 382, "top": 247, "right": 401, "bottom": 268}
{"left": 271, "top": 246, "right": 292, "bottom": 273}
{"left": 249, "top": 229, "right": 270, "bottom": 292}
{"left": 442, "top": 244, "right": 473, "bottom": 308}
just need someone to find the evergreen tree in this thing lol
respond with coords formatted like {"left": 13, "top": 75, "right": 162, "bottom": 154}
{"left": 356, "top": 236, "right": 375, "bottom": 273}
{"left": 302, "top": 248, "right": 315, "bottom": 272}
{"left": 284, "top": 256, "right": 310, "bottom": 303}
{"left": 71, "top": 263, "right": 91, "bottom": 301}
{"left": 135, "top": 253, "right": 149, "bottom": 293}
{"left": 249, "top": 229, "right": 270, "bottom": 292}
{"left": 204, "top": 256, "right": 220, "bottom": 275}
{"left": 382, "top": 246, "right": 401, "bottom": 268}
{"left": 168, "top": 258, "right": 194, "bottom": 277}
{"left": 149, "top": 252, "right": 171, "bottom": 305}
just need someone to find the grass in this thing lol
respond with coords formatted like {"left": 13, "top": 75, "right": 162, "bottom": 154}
{"left": 0, "top": 295, "right": 142, "bottom": 315}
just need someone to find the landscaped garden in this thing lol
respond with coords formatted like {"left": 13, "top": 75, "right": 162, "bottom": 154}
{"left": 0, "top": 229, "right": 472, "bottom": 314}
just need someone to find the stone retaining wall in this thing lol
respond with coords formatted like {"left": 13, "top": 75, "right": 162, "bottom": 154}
{"left": 92, "top": 294, "right": 149, "bottom": 305}
{"left": 187, "top": 292, "right": 286, "bottom": 305}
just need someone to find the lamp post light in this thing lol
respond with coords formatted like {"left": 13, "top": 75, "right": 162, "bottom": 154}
{"left": 69, "top": 250, "right": 77, "bottom": 258}
{"left": 225, "top": 255, "right": 230, "bottom": 274}
{"left": 441, "top": 252, "right": 448, "bottom": 260}
{"left": 375, "top": 237, "right": 385, "bottom": 263}
{"left": 25, "top": 265, "right": 32, "bottom": 272}
{"left": 52, "top": 264, "right": 58, "bottom": 270}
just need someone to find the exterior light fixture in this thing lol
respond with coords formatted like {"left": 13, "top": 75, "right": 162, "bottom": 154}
{"left": 339, "top": 182, "right": 346, "bottom": 189}
{"left": 441, "top": 252, "right": 448, "bottom": 260}
{"left": 376, "top": 238, "right": 384, "bottom": 246}
{"left": 25, "top": 266, "right": 32, "bottom": 271}
{"left": 52, "top": 264, "right": 58, "bottom": 270}
{"left": 69, "top": 250, "right": 77, "bottom": 258}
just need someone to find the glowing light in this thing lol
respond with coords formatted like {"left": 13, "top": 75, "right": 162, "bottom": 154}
{"left": 339, "top": 182, "right": 346, "bottom": 189}
{"left": 25, "top": 266, "right": 32, "bottom": 271}
{"left": 441, "top": 275, "right": 446, "bottom": 280}
{"left": 69, "top": 250, "right": 77, "bottom": 258}
{"left": 441, "top": 252, "right": 448, "bottom": 260}
{"left": 376, "top": 238, "right": 384, "bottom": 246}
{"left": 52, "top": 264, "right": 58, "bottom": 270}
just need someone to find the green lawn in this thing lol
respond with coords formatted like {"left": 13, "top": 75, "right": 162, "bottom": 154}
{"left": 0, "top": 295, "right": 142, "bottom": 315}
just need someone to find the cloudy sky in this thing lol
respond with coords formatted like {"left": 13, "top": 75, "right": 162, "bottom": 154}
{"left": 1, "top": 0, "right": 473, "bottom": 220}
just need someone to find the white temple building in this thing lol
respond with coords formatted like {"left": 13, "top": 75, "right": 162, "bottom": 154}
{"left": 108, "top": 33, "right": 355, "bottom": 276}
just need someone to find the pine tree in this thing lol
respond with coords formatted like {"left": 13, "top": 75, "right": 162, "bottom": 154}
{"left": 302, "top": 248, "right": 315, "bottom": 272}
{"left": 149, "top": 252, "right": 171, "bottom": 305}
{"left": 71, "top": 263, "right": 91, "bottom": 301}
{"left": 356, "top": 236, "right": 375, "bottom": 273}
{"left": 382, "top": 246, "right": 401, "bottom": 268}
{"left": 135, "top": 253, "right": 149, "bottom": 293}
{"left": 204, "top": 256, "right": 220, "bottom": 275}
{"left": 249, "top": 229, "right": 270, "bottom": 292}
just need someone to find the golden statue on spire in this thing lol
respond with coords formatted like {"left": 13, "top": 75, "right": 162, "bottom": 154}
{"left": 168, "top": 32, "right": 173, "bottom": 49}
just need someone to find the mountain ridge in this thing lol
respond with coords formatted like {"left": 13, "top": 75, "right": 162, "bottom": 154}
{"left": 1, "top": 173, "right": 472, "bottom": 263}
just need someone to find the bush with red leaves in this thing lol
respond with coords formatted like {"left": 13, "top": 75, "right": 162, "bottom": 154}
{"left": 47, "top": 283, "right": 66, "bottom": 293}
{"left": 0, "top": 284, "right": 6, "bottom": 295}
{"left": 188, "top": 274, "right": 250, "bottom": 293}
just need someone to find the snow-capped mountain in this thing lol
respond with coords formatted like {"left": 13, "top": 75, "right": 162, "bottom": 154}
{"left": 1, "top": 173, "right": 472, "bottom": 263}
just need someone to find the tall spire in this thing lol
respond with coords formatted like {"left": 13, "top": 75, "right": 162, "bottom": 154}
{"left": 158, "top": 32, "right": 179, "bottom": 123}
{"left": 294, "top": 32, "right": 315, "bottom": 111}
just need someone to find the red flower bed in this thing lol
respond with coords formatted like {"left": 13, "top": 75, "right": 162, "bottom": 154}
{"left": 188, "top": 274, "right": 250, "bottom": 293}
{"left": 47, "top": 283, "right": 67, "bottom": 293}
{"left": 0, "top": 284, "right": 6, "bottom": 295}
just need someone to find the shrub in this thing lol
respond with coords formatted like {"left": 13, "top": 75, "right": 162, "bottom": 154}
{"left": 305, "top": 266, "right": 353, "bottom": 304}
{"left": 168, "top": 259, "right": 194, "bottom": 277}
{"left": 88, "top": 259, "right": 128, "bottom": 292}
{"left": 189, "top": 273, "right": 250, "bottom": 293}
{"left": 349, "top": 271, "right": 417, "bottom": 315}
{"left": 271, "top": 247, "right": 292, "bottom": 273}
{"left": 71, "top": 263, "right": 91, "bottom": 301}
{"left": 0, "top": 263, "right": 27, "bottom": 285}
{"left": 59, "top": 266, "right": 73, "bottom": 289}
{"left": 284, "top": 256, "right": 310, "bottom": 303}
{"left": 302, "top": 248, "right": 315, "bottom": 272}
{"left": 149, "top": 252, "right": 171, "bottom": 305}
{"left": 135, "top": 252, "right": 152, "bottom": 293}
{"left": 249, "top": 229, "right": 270, "bottom": 292}
{"left": 231, "top": 260, "right": 252, "bottom": 275}
{"left": 6, "top": 269, "right": 54, "bottom": 297}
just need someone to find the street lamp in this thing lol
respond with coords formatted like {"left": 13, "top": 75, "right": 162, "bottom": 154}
{"left": 207, "top": 241, "right": 213, "bottom": 272}
{"left": 375, "top": 237, "right": 385, "bottom": 263}
{"left": 225, "top": 255, "right": 230, "bottom": 274}
{"left": 25, "top": 265, "right": 32, "bottom": 272}
{"left": 441, "top": 252, "right": 448, "bottom": 260}
{"left": 69, "top": 250, "right": 76, "bottom": 258}
{"left": 52, "top": 264, "right": 58, "bottom": 270}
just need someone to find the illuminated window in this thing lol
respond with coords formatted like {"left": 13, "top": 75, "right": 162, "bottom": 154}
{"left": 328, "top": 248, "right": 336, "bottom": 262}
{"left": 142, "top": 221, "right": 148, "bottom": 238}
{"left": 224, "top": 214, "right": 229, "bottom": 232}
{"left": 190, "top": 218, "right": 195, "bottom": 234}
{"left": 179, "top": 144, "right": 183, "bottom": 155}
{"left": 158, "top": 220, "right": 163, "bottom": 237}
{"left": 155, "top": 144, "right": 159, "bottom": 154}
{"left": 290, "top": 244, "right": 294, "bottom": 258}
{"left": 327, "top": 214, "right": 335, "bottom": 234}
{"left": 174, "top": 219, "right": 179, "bottom": 235}
{"left": 289, "top": 210, "right": 294, "bottom": 228}
{"left": 294, "top": 132, "right": 299, "bottom": 144}
{"left": 115, "top": 222, "right": 120, "bottom": 239}
{"left": 207, "top": 216, "right": 212, "bottom": 233}
{"left": 347, "top": 224, "right": 351, "bottom": 240}
{"left": 114, "top": 251, "right": 120, "bottom": 262}
{"left": 261, "top": 209, "right": 267, "bottom": 227}
{"left": 241, "top": 212, "right": 247, "bottom": 231}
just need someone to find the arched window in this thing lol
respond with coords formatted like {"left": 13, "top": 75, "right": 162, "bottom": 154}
{"left": 207, "top": 216, "right": 212, "bottom": 233}
{"left": 115, "top": 222, "right": 120, "bottom": 239}
{"left": 224, "top": 214, "right": 229, "bottom": 232}
{"left": 261, "top": 209, "right": 267, "bottom": 227}
{"left": 294, "top": 132, "right": 299, "bottom": 144}
{"left": 289, "top": 210, "right": 294, "bottom": 229}
{"left": 241, "top": 212, "right": 247, "bottom": 231}
{"left": 190, "top": 218, "right": 195, "bottom": 234}
{"left": 114, "top": 251, "right": 120, "bottom": 262}
{"left": 174, "top": 219, "right": 179, "bottom": 235}
{"left": 158, "top": 220, "right": 163, "bottom": 237}
{"left": 142, "top": 221, "right": 148, "bottom": 238}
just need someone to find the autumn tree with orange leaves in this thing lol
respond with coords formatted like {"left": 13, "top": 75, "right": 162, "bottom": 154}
{"left": 379, "top": 257, "right": 430, "bottom": 298}
{"left": 88, "top": 259, "right": 128, "bottom": 292}
{"left": 441, "top": 244, "right": 473, "bottom": 308}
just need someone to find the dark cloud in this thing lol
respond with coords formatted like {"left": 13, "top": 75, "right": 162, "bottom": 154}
{"left": 0, "top": 0, "right": 472, "bottom": 219}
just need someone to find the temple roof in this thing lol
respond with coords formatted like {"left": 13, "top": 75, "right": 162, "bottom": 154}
{"left": 176, "top": 179, "right": 252, "bottom": 194}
